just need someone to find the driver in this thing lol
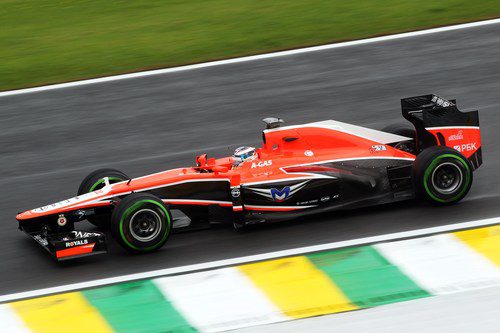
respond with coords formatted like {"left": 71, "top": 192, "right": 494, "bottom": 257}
{"left": 232, "top": 146, "right": 256, "bottom": 167}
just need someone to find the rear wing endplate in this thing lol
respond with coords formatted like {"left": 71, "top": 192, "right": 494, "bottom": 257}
{"left": 401, "top": 94, "right": 482, "bottom": 169}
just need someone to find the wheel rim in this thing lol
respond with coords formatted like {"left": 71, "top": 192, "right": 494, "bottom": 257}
{"left": 431, "top": 162, "right": 463, "bottom": 195}
{"left": 129, "top": 209, "right": 162, "bottom": 242}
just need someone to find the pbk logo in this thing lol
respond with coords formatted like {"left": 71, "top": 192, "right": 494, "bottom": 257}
{"left": 454, "top": 143, "right": 477, "bottom": 152}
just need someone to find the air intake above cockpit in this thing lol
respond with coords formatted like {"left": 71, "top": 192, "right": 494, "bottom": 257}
{"left": 262, "top": 117, "right": 284, "bottom": 129}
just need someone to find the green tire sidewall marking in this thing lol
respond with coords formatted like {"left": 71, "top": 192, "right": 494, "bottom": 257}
{"left": 89, "top": 177, "right": 124, "bottom": 192}
{"left": 423, "top": 153, "right": 471, "bottom": 203}
{"left": 119, "top": 199, "right": 171, "bottom": 251}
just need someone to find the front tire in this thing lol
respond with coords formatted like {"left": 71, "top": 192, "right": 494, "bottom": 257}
{"left": 111, "top": 193, "right": 172, "bottom": 253}
{"left": 77, "top": 168, "right": 129, "bottom": 228}
{"left": 413, "top": 146, "right": 473, "bottom": 205}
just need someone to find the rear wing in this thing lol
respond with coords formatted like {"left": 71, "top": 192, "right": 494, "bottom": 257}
{"left": 402, "top": 94, "right": 482, "bottom": 169}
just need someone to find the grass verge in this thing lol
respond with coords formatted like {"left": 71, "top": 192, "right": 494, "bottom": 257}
{"left": 1, "top": 0, "right": 499, "bottom": 91}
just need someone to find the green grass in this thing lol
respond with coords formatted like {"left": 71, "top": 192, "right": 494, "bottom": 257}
{"left": 1, "top": 0, "right": 499, "bottom": 91}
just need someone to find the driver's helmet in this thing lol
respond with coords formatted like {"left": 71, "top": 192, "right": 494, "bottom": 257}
{"left": 233, "top": 146, "right": 256, "bottom": 163}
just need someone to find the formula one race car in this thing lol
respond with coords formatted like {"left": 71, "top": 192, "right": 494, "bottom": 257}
{"left": 16, "top": 94, "right": 482, "bottom": 260}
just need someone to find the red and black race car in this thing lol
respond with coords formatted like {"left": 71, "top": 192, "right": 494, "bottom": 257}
{"left": 16, "top": 94, "right": 482, "bottom": 260}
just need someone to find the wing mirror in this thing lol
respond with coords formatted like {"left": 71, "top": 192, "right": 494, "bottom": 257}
{"left": 196, "top": 154, "right": 208, "bottom": 167}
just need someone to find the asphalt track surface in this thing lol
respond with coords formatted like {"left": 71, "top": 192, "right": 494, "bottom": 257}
{"left": 1, "top": 23, "right": 500, "bottom": 295}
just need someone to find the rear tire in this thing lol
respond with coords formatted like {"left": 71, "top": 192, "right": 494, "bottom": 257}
{"left": 382, "top": 123, "right": 416, "bottom": 154}
{"left": 111, "top": 193, "right": 172, "bottom": 253}
{"left": 78, "top": 168, "right": 129, "bottom": 228}
{"left": 413, "top": 146, "right": 473, "bottom": 205}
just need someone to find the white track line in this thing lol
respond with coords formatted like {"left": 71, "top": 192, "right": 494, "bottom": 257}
{"left": 1, "top": 18, "right": 500, "bottom": 98}
{"left": 1, "top": 216, "right": 499, "bottom": 304}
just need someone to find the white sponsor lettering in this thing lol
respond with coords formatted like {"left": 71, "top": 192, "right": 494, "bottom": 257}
{"left": 448, "top": 130, "right": 464, "bottom": 141}
{"left": 33, "top": 235, "right": 48, "bottom": 246}
{"left": 454, "top": 143, "right": 477, "bottom": 152}
{"left": 65, "top": 239, "right": 89, "bottom": 248}
{"left": 251, "top": 160, "right": 273, "bottom": 168}
{"left": 31, "top": 188, "right": 111, "bottom": 213}
{"left": 431, "top": 95, "right": 453, "bottom": 107}
{"left": 72, "top": 231, "right": 100, "bottom": 238}
{"left": 370, "top": 145, "right": 387, "bottom": 152}
{"left": 297, "top": 199, "right": 319, "bottom": 205}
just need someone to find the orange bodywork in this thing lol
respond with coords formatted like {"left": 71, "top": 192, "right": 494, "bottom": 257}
{"left": 16, "top": 121, "right": 416, "bottom": 221}
{"left": 426, "top": 126, "right": 481, "bottom": 159}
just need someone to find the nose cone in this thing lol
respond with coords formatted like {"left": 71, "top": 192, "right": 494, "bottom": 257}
{"left": 16, "top": 210, "right": 33, "bottom": 221}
